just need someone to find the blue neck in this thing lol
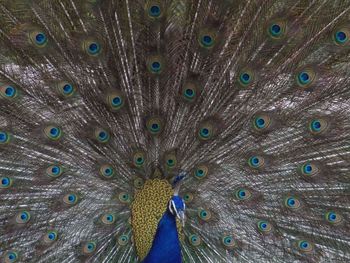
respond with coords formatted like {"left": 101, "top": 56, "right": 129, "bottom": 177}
{"left": 142, "top": 210, "right": 182, "bottom": 263}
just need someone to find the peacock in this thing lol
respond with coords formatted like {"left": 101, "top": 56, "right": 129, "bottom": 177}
{"left": 0, "top": 0, "right": 350, "bottom": 262}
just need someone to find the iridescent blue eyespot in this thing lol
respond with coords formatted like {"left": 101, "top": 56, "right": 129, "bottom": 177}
{"left": 182, "top": 82, "right": 199, "bottom": 102}
{"left": 198, "top": 31, "right": 216, "bottom": 48}
{"left": 235, "top": 188, "right": 252, "bottom": 200}
{"left": 268, "top": 21, "right": 286, "bottom": 39}
{"left": 5, "top": 251, "right": 18, "bottom": 263}
{"left": 133, "top": 151, "right": 145, "bottom": 167}
{"left": 30, "top": 31, "right": 48, "bottom": 47}
{"left": 1, "top": 84, "right": 19, "bottom": 99}
{"left": 0, "top": 177, "right": 13, "bottom": 189}
{"left": 46, "top": 164, "right": 63, "bottom": 178}
{"left": 297, "top": 240, "right": 313, "bottom": 253}
{"left": 146, "top": 117, "right": 163, "bottom": 135}
{"left": 333, "top": 28, "right": 349, "bottom": 45}
{"left": 99, "top": 164, "right": 115, "bottom": 179}
{"left": 308, "top": 118, "right": 328, "bottom": 135}
{"left": 118, "top": 234, "right": 129, "bottom": 245}
{"left": 151, "top": 62, "right": 161, "bottom": 72}
{"left": 198, "top": 208, "right": 211, "bottom": 221}
{"left": 253, "top": 114, "right": 271, "bottom": 131}
{"left": 149, "top": 5, "right": 161, "bottom": 18}
{"left": 296, "top": 68, "right": 316, "bottom": 88}
{"left": 63, "top": 84, "right": 73, "bottom": 95}
{"left": 248, "top": 156, "right": 264, "bottom": 169}
{"left": 183, "top": 193, "right": 193, "bottom": 203}
{"left": 239, "top": 72, "right": 251, "bottom": 85}
{"left": 189, "top": 234, "right": 201, "bottom": 246}
{"left": 83, "top": 241, "right": 96, "bottom": 254}
{"left": 271, "top": 24, "right": 281, "bottom": 35}
{"left": 298, "top": 72, "right": 309, "bottom": 84}
{"left": 56, "top": 82, "right": 76, "bottom": 97}
{"left": 44, "top": 230, "right": 58, "bottom": 244}
{"left": 36, "top": 33, "right": 46, "bottom": 44}
{"left": 198, "top": 122, "right": 214, "bottom": 140}
{"left": 118, "top": 192, "right": 131, "bottom": 204}
{"left": 221, "top": 235, "right": 236, "bottom": 249}
{"left": 83, "top": 40, "right": 102, "bottom": 56}
{"left": 94, "top": 128, "right": 110, "bottom": 143}
{"left": 257, "top": 220, "right": 272, "bottom": 234}
{"left": 147, "top": 56, "right": 164, "bottom": 74}
{"left": 164, "top": 153, "right": 177, "bottom": 169}
{"left": 325, "top": 211, "right": 343, "bottom": 225}
{"left": 102, "top": 213, "right": 116, "bottom": 225}
{"left": 107, "top": 91, "right": 124, "bottom": 111}
{"left": 201, "top": 35, "right": 213, "bottom": 47}
{"left": 16, "top": 211, "right": 31, "bottom": 224}
{"left": 0, "top": 131, "right": 11, "bottom": 144}
{"left": 44, "top": 125, "right": 62, "bottom": 141}
{"left": 88, "top": 42, "right": 100, "bottom": 55}
{"left": 5, "top": 86, "right": 16, "bottom": 97}
{"left": 194, "top": 165, "right": 208, "bottom": 179}
{"left": 284, "top": 196, "right": 301, "bottom": 209}
{"left": 63, "top": 193, "right": 78, "bottom": 205}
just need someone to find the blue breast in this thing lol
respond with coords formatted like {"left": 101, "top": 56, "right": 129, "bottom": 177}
{"left": 142, "top": 210, "right": 182, "bottom": 263}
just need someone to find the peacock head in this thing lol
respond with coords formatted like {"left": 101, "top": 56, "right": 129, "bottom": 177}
{"left": 168, "top": 172, "right": 187, "bottom": 226}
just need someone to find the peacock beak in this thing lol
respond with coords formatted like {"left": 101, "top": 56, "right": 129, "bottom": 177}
{"left": 178, "top": 211, "right": 186, "bottom": 227}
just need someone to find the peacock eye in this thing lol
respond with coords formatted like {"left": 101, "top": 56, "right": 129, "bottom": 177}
{"left": 44, "top": 125, "right": 62, "bottom": 141}
{"left": 147, "top": 56, "right": 164, "bottom": 74}
{"left": 83, "top": 41, "right": 102, "bottom": 56}
{"left": 5, "top": 251, "right": 18, "bottom": 263}
{"left": 189, "top": 234, "right": 201, "bottom": 246}
{"left": 46, "top": 164, "right": 63, "bottom": 178}
{"left": 44, "top": 230, "right": 58, "bottom": 244}
{"left": 257, "top": 220, "right": 272, "bottom": 234}
{"left": 16, "top": 211, "right": 31, "bottom": 224}
{"left": 1, "top": 85, "right": 18, "bottom": 99}
{"left": 333, "top": 28, "right": 350, "bottom": 45}
{"left": 248, "top": 156, "right": 264, "bottom": 169}
{"left": 296, "top": 68, "right": 316, "bottom": 88}
{"left": 99, "top": 164, "right": 115, "bottom": 179}
{"left": 118, "top": 192, "right": 131, "bottom": 204}
{"left": 83, "top": 241, "right": 97, "bottom": 254}
{"left": 107, "top": 91, "right": 124, "bottom": 111}
{"left": 29, "top": 30, "right": 48, "bottom": 47}
{"left": 198, "top": 123, "right": 214, "bottom": 140}
{"left": 102, "top": 213, "right": 116, "bottom": 225}
{"left": 133, "top": 151, "right": 146, "bottom": 167}
{"left": 0, "top": 131, "right": 11, "bottom": 144}
{"left": 297, "top": 240, "right": 314, "bottom": 253}
{"left": 284, "top": 196, "right": 301, "bottom": 209}
{"left": 221, "top": 235, "right": 237, "bottom": 249}
{"left": 94, "top": 128, "right": 110, "bottom": 143}
{"left": 235, "top": 188, "right": 252, "bottom": 200}
{"left": 57, "top": 82, "right": 76, "bottom": 97}
{"left": 238, "top": 69, "right": 255, "bottom": 87}
{"left": 300, "top": 162, "right": 319, "bottom": 177}
{"left": 1, "top": 177, "right": 13, "bottom": 188}
{"left": 118, "top": 234, "right": 129, "bottom": 245}
{"left": 325, "top": 211, "right": 343, "bottom": 225}
{"left": 149, "top": 5, "right": 161, "bottom": 17}
{"left": 198, "top": 31, "right": 217, "bottom": 49}
{"left": 253, "top": 114, "right": 271, "bottom": 131}
{"left": 267, "top": 21, "right": 286, "bottom": 39}
{"left": 198, "top": 208, "right": 211, "bottom": 221}
{"left": 308, "top": 118, "right": 328, "bottom": 135}
{"left": 146, "top": 117, "right": 163, "bottom": 135}
{"left": 63, "top": 193, "right": 79, "bottom": 205}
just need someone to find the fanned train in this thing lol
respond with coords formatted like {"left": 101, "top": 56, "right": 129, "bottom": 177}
{"left": 0, "top": 0, "right": 350, "bottom": 262}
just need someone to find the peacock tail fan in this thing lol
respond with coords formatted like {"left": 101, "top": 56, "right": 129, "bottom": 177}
{"left": 0, "top": 0, "right": 350, "bottom": 262}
